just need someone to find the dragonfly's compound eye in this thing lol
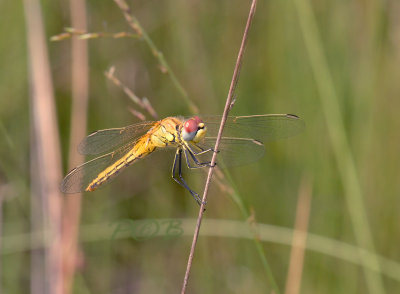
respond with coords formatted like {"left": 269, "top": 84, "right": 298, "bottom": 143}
{"left": 182, "top": 116, "right": 205, "bottom": 142}
{"left": 184, "top": 119, "right": 198, "bottom": 133}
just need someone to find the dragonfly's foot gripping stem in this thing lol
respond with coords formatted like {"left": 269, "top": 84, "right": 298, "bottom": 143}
{"left": 172, "top": 148, "right": 208, "bottom": 206}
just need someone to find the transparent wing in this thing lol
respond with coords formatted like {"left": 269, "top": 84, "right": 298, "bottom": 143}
{"left": 61, "top": 140, "right": 139, "bottom": 193}
{"left": 78, "top": 121, "right": 156, "bottom": 155}
{"left": 193, "top": 137, "right": 265, "bottom": 167}
{"left": 202, "top": 114, "right": 305, "bottom": 141}
{"left": 190, "top": 114, "right": 304, "bottom": 167}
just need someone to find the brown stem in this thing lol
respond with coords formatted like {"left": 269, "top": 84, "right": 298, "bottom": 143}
{"left": 104, "top": 67, "right": 158, "bottom": 119}
{"left": 61, "top": 0, "right": 89, "bottom": 293}
{"left": 24, "top": 0, "right": 63, "bottom": 292}
{"left": 180, "top": 1, "right": 258, "bottom": 293}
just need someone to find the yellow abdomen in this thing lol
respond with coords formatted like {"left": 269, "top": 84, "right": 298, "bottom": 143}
{"left": 85, "top": 136, "right": 155, "bottom": 192}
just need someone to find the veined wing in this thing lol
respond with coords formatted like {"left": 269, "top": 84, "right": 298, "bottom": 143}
{"left": 61, "top": 139, "right": 140, "bottom": 193}
{"left": 193, "top": 137, "right": 265, "bottom": 167}
{"left": 192, "top": 114, "right": 304, "bottom": 167}
{"left": 78, "top": 121, "right": 156, "bottom": 155}
{"left": 202, "top": 114, "right": 305, "bottom": 141}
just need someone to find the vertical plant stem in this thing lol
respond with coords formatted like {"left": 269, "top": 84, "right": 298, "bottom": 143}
{"left": 180, "top": 1, "right": 260, "bottom": 293}
{"left": 24, "top": 0, "right": 63, "bottom": 293}
{"left": 61, "top": 0, "right": 89, "bottom": 293}
{"left": 292, "top": 0, "right": 386, "bottom": 293}
{"left": 285, "top": 176, "right": 313, "bottom": 294}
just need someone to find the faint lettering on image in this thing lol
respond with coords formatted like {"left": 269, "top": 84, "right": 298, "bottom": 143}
{"left": 111, "top": 218, "right": 184, "bottom": 241}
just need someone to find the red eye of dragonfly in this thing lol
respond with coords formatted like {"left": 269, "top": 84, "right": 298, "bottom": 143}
{"left": 184, "top": 116, "right": 203, "bottom": 133}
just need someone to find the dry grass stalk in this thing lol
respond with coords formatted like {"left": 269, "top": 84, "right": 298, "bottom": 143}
{"left": 24, "top": 0, "right": 63, "bottom": 293}
{"left": 105, "top": 66, "right": 158, "bottom": 119}
{"left": 60, "top": 0, "right": 89, "bottom": 293}
{"left": 180, "top": 0, "right": 258, "bottom": 293}
{"left": 128, "top": 107, "right": 146, "bottom": 121}
{"left": 284, "top": 176, "right": 313, "bottom": 294}
{"left": 50, "top": 27, "right": 139, "bottom": 41}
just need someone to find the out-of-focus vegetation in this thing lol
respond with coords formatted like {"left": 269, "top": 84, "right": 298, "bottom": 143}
{"left": 1, "top": 0, "right": 400, "bottom": 293}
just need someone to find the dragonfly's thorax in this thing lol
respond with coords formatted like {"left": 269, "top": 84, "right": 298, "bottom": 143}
{"left": 148, "top": 117, "right": 182, "bottom": 148}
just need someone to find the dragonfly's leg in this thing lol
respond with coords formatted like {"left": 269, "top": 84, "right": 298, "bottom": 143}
{"left": 171, "top": 149, "right": 205, "bottom": 205}
{"left": 183, "top": 148, "right": 210, "bottom": 169}
{"left": 171, "top": 149, "right": 180, "bottom": 178}
{"left": 184, "top": 142, "right": 218, "bottom": 168}
{"left": 185, "top": 142, "right": 217, "bottom": 156}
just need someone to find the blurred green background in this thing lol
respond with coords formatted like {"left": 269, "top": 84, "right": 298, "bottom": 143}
{"left": 1, "top": 0, "right": 400, "bottom": 293}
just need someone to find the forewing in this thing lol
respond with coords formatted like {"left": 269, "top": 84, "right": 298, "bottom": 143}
{"left": 61, "top": 140, "right": 138, "bottom": 193}
{"left": 194, "top": 137, "right": 265, "bottom": 168}
{"left": 203, "top": 114, "right": 305, "bottom": 141}
{"left": 78, "top": 121, "right": 155, "bottom": 155}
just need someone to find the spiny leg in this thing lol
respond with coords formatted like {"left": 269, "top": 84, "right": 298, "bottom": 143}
{"left": 184, "top": 142, "right": 219, "bottom": 168}
{"left": 171, "top": 149, "right": 204, "bottom": 205}
{"left": 184, "top": 142, "right": 216, "bottom": 156}
{"left": 177, "top": 150, "right": 204, "bottom": 205}
{"left": 185, "top": 144, "right": 220, "bottom": 169}
{"left": 183, "top": 148, "right": 210, "bottom": 169}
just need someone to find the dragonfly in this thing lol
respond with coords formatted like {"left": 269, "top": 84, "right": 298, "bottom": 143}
{"left": 61, "top": 114, "right": 304, "bottom": 204}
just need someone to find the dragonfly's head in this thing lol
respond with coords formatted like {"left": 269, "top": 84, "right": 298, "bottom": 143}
{"left": 182, "top": 116, "right": 207, "bottom": 143}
